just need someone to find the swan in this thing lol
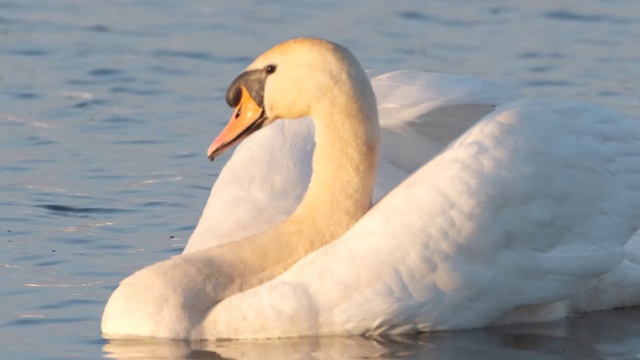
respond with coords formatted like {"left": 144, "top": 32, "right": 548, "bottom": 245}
{"left": 102, "top": 38, "right": 640, "bottom": 340}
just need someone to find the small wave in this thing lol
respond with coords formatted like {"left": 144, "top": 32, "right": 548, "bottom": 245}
{"left": 544, "top": 10, "right": 635, "bottom": 24}
{"left": 88, "top": 68, "right": 124, "bottom": 77}
{"left": 9, "top": 49, "right": 49, "bottom": 57}
{"left": 6, "top": 316, "right": 90, "bottom": 326}
{"left": 37, "top": 204, "right": 131, "bottom": 215}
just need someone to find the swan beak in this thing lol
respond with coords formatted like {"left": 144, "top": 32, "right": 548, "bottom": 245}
{"left": 207, "top": 86, "right": 266, "bottom": 161}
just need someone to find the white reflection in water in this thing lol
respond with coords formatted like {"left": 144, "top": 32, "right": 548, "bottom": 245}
{"left": 104, "top": 308, "right": 640, "bottom": 359}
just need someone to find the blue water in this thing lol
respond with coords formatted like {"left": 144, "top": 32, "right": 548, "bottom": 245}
{"left": 1, "top": 0, "right": 639, "bottom": 358}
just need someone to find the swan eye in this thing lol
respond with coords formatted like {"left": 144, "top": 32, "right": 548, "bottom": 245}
{"left": 265, "top": 65, "right": 277, "bottom": 75}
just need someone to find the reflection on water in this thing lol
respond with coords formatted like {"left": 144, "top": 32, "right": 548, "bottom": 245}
{"left": 1, "top": 0, "right": 640, "bottom": 358}
{"left": 104, "top": 308, "right": 640, "bottom": 359}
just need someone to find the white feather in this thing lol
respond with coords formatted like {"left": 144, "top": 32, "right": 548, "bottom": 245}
{"left": 194, "top": 100, "right": 640, "bottom": 338}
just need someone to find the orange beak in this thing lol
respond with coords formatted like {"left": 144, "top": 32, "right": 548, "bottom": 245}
{"left": 207, "top": 86, "right": 266, "bottom": 161}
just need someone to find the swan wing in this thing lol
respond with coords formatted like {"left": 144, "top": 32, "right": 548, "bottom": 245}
{"left": 185, "top": 72, "right": 518, "bottom": 253}
{"left": 196, "top": 101, "right": 640, "bottom": 338}
{"left": 185, "top": 119, "right": 314, "bottom": 252}
{"left": 569, "top": 232, "right": 640, "bottom": 312}
{"left": 375, "top": 71, "right": 519, "bottom": 173}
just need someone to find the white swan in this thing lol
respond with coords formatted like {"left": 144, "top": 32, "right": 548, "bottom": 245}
{"left": 102, "top": 38, "right": 640, "bottom": 339}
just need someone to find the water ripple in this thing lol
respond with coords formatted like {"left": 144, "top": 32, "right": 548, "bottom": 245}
{"left": 35, "top": 260, "right": 68, "bottom": 267}
{"left": 523, "top": 79, "right": 573, "bottom": 87}
{"left": 519, "top": 51, "right": 565, "bottom": 59}
{"left": 85, "top": 24, "right": 109, "bottom": 32}
{"left": 65, "top": 76, "right": 137, "bottom": 85}
{"left": 72, "top": 99, "right": 107, "bottom": 109}
{"left": 151, "top": 49, "right": 215, "bottom": 61}
{"left": 398, "top": 11, "right": 482, "bottom": 27}
{"left": 88, "top": 68, "right": 125, "bottom": 77}
{"left": 37, "top": 204, "right": 132, "bottom": 215}
{"left": 38, "top": 298, "right": 102, "bottom": 310}
{"left": 109, "top": 86, "right": 165, "bottom": 96}
{"left": 11, "top": 92, "right": 42, "bottom": 99}
{"left": 5, "top": 316, "right": 90, "bottom": 326}
{"left": 544, "top": 10, "right": 636, "bottom": 24}
{"left": 99, "top": 115, "right": 146, "bottom": 124}
{"left": 8, "top": 49, "right": 50, "bottom": 56}
{"left": 151, "top": 49, "right": 252, "bottom": 63}
{"left": 0, "top": 16, "right": 15, "bottom": 24}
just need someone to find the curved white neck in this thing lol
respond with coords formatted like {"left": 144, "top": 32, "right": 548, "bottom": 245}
{"left": 196, "top": 84, "right": 380, "bottom": 296}
{"left": 194, "top": 52, "right": 381, "bottom": 301}
{"left": 208, "top": 75, "right": 380, "bottom": 295}
{"left": 290, "top": 92, "right": 380, "bottom": 242}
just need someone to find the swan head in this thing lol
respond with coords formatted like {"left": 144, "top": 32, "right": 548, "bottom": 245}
{"left": 208, "top": 38, "right": 374, "bottom": 160}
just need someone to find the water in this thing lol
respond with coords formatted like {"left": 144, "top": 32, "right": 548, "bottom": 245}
{"left": 1, "top": 0, "right": 639, "bottom": 358}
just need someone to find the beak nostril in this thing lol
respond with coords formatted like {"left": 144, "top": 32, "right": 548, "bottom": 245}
{"left": 235, "top": 106, "right": 242, "bottom": 120}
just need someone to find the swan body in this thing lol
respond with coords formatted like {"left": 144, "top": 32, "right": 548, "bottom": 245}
{"left": 102, "top": 38, "right": 640, "bottom": 340}
{"left": 192, "top": 100, "right": 640, "bottom": 338}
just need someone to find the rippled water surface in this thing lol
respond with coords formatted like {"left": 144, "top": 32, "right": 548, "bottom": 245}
{"left": 1, "top": 0, "right": 640, "bottom": 358}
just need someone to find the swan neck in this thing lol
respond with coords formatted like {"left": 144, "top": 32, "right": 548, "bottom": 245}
{"left": 293, "top": 86, "right": 380, "bottom": 239}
